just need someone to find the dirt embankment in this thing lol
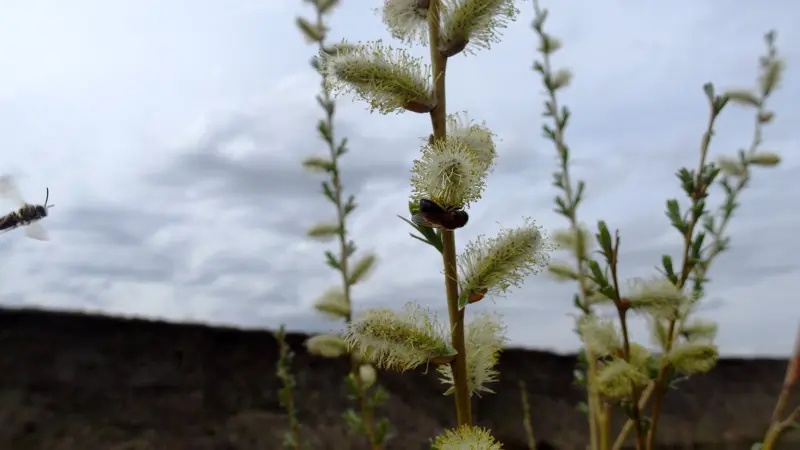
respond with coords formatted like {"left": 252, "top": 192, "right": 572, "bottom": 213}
{"left": 0, "top": 308, "right": 796, "bottom": 449}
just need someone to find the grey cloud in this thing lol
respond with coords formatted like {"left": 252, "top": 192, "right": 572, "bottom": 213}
{"left": 146, "top": 111, "right": 415, "bottom": 203}
{"left": 57, "top": 260, "right": 173, "bottom": 282}
{"left": 2, "top": 0, "right": 798, "bottom": 357}
{"left": 55, "top": 204, "right": 180, "bottom": 248}
{"left": 191, "top": 251, "right": 274, "bottom": 280}
{"left": 145, "top": 98, "right": 548, "bottom": 220}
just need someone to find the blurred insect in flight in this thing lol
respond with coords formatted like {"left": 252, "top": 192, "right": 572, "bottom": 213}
{"left": 411, "top": 198, "right": 469, "bottom": 231}
{"left": 0, "top": 175, "right": 53, "bottom": 241}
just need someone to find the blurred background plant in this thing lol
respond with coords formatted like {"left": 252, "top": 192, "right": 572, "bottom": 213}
{"left": 531, "top": 0, "right": 788, "bottom": 449}
{"left": 273, "top": 325, "right": 308, "bottom": 450}
{"left": 279, "top": 0, "right": 392, "bottom": 449}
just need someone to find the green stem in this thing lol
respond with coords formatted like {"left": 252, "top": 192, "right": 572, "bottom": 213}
{"left": 427, "top": 0, "right": 471, "bottom": 426}
{"left": 645, "top": 100, "right": 720, "bottom": 450}
{"left": 762, "top": 406, "right": 799, "bottom": 450}
{"left": 313, "top": 7, "right": 381, "bottom": 447}
{"left": 275, "top": 328, "right": 302, "bottom": 450}
{"left": 608, "top": 235, "right": 646, "bottom": 450}
{"left": 519, "top": 380, "right": 537, "bottom": 450}
{"left": 531, "top": 1, "right": 601, "bottom": 445}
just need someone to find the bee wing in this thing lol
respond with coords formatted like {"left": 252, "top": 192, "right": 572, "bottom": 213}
{"left": 411, "top": 213, "right": 441, "bottom": 229}
{"left": 24, "top": 222, "right": 49, "bottom": 241}
{"left": 0, "top": 175, "right": 25, "bottom": 205}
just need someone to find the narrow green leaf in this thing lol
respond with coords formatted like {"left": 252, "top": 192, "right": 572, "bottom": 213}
{"left": 343, "top": 195, "right": 357, "bottom": 216}
{"left": 307, "top": 222, "right": 340, "bottom": 241}
{"left": 321, "top": 181, "right": 335, "bottom": 202}
{"left": 296, "top": 16, "right": 323, "bottom": 42}
{"left": 317, "top": 119, "right": 333, "bottom": 143}
{"left": 594, "top": 221, "right": 613, "bottom": 257}
{"left": 302, "top": 156, "right": 335, "bottom": 173}
{"left": 316, "top": 95, "right": 334, "bottom": 115}
{"left": 324, "top": 250, "right": 341, "bottom": 270}
{"left": 317, "top": 0, "right": 339, "bottom": 15}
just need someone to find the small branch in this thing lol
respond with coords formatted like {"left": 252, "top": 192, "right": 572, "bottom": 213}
{"left": 761, "top": 323, "right": 800, "bottom": 450}
{"left": 607, "top": 232, "right": 646, "bottom": 450}
{"left": 611, "top": 383, "right": 655, "bottom": 450}
{"left": 530, "top": 1, "right": 603, "bottom": 447}
{"left": 308, "top": 4, "right": 382, "bottom": 447}
{"left": 762, "top": 406, "right": 800, "bottom": 450}
{"left": 275, "top": 326, "right": 303, "bottom": 450}
{"left": 645, "top": 102, "right": 721, "bottom": 450}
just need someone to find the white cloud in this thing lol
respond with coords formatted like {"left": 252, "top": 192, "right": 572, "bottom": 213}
{"left": 0, "top": 0, "right": 797, "bottom": 357}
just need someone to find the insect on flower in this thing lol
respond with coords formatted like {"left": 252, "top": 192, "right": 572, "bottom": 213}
{"left": 0, "top": 175, "right": 53, "bottom": 241}
{"left": 411, "top": 198, "right": 469, "bottom": 231}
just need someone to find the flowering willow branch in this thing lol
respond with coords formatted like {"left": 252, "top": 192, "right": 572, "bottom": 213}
{"left": 322, "top": 0, "right": 556, "bottom": 447}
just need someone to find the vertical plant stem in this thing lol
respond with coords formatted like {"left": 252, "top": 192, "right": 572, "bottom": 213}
{"left": 608, "top": 234, "right": 646, "bottom": 450}
{"left": 427, "top": 0, "right": 471, "bottom": 427}
{"left": 519, "top": 380, "right": 537, "bottom": 450}
{"left": 586, "top": 355, "right": 602, "bottom": 450}
{"left": 762, "top": 407, "right": 800, "bottom": 450}
{"left": 771, "top": 324, "right": 799, "bottom": 424}
{"left": 598, "top": 405, "right": 610, "bottom": 450}
{"left": 645, "top": 106, "right": 719, "bottom": 450}
{"left": 330, "top": 116, "right": 380, "bottom": 449}
{"left": 611, "top": 382, "right": 655, "bottom": 450}
{"left": 761, "top": 323, "right": 800, "bottom": 450}
{"left": 531, "top": 1, "right": 602, "bottom": 443}
{"left": 275, "top": 327, "right": 302, "bottom": 450}
{"left": 313, "top": 8, "right": 380, "bottom": 446}
{"left": 332, "top": 106, "right": 381, "bottom": 450}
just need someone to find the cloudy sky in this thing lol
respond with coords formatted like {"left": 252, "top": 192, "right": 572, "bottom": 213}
{"left": 0, "top": 0, "right": 798, "bottom": 356}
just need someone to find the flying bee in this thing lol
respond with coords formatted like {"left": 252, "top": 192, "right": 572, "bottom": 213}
{"left": 0, "top": 175, "right": 53, "bottom": 241}
{"left": 411, "top": 198, "right": 469, "bottom": 231}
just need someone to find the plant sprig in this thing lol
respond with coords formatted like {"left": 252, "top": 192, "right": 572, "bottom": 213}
{"left": 319, "top": 0, "right": 553, "bottom": 447}
{"left": 533, "top": 1, "right": 786, "bottom": 449}
{"left": 530, "top": 1, "right": 606, "bottom": 447}
{"left": 298, "top": 0, "right": 390, "bottom": 448}
{"left": 274, "top": 325, "right": 307, "bottom": 450}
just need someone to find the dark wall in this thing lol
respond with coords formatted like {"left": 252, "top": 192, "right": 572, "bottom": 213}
{"left": 0, "top": 308, "right": 796, "bottom": 450}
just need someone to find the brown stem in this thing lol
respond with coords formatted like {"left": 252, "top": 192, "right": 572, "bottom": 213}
{"left": 645, "top": 104, "right": 720, "bottom": 450}
{"left": 334, "top": 124, "right": 380, "bottom": 450}
{"left": 428, "top": 0, "right": 471, "bottom": 427}
{"left": 761, "top": 323, "right": 800, "bottom": 450}
{"left": 771, "top": 289, "right": 800, "bottom": 423}
{"left": 608, "top": 233, "right": 645, "bottom": 450}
